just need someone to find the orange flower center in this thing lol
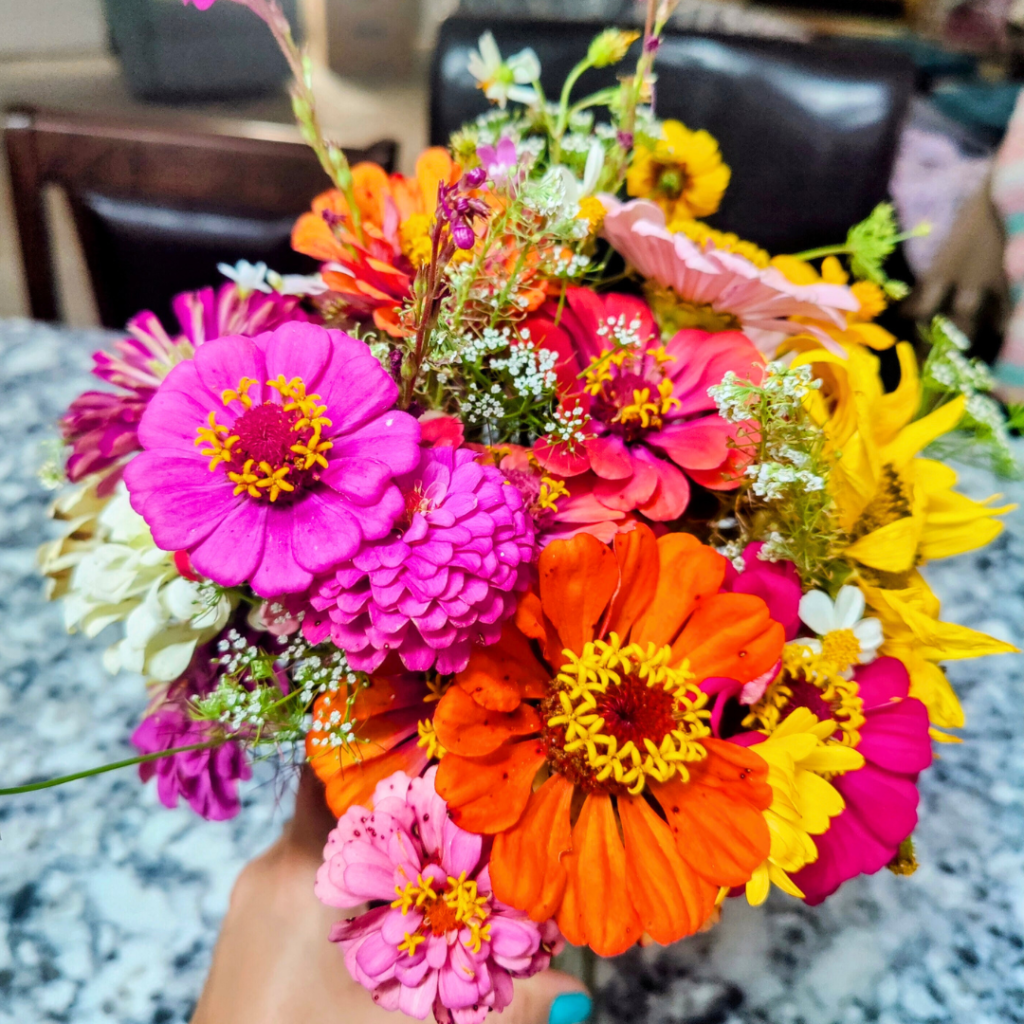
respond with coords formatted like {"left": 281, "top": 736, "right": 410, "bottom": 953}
{"left": 392, "top": 872, "right": 491, "bottom": 957}
{"left": 194, "top": 374, "right": 333, "bottom": 504}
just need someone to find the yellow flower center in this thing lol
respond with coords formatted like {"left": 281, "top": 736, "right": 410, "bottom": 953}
{"left": 416, "top": 718, "right": 447, "bottom": 760}
{"left": 819, "top": 628, "right": 862, "bottom": 671}
{"left": 536, "top": 475, "right": 568, "bottom": 513}
{"left": 399, "top": 213, "right": 435, "bottom": 268}
{"left": 195, "top": 375, "right": 332, "bottom": 503}
{"left": 575, "top": 195, "right": 606, "bottom": 234}
{"left": 644, "top": 282, "right": 743, "bottom": 336}
{"left": 544, "top": 633, "right": 710, "bottom": 796}
{"left": 392, "top": 872, "right": 491, "bottom": 954}
{"left": 744, "top": 644, "right": 865, "bottom": 749}
{"left": 583, "top": 345, "right": 680, "bottom": 439}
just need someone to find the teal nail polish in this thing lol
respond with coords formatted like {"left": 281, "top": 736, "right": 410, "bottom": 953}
{"left": 549, "top": 992, "right": 592, "bottom": 1024}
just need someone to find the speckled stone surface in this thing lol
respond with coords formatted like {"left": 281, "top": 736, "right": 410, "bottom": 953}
{"left": 0, "top": 319, "right": 1021, "bottom": 1024}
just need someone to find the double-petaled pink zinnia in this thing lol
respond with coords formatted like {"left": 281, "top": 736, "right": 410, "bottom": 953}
{"left": 527, "top": 287, "right": 764, "bottom": 521}
{"left": 124, "top": 322, "right": 420, "bottom": 597}
{"left": 317, "top": 768, "right": 562, "bottom": 1024}
{"left": 302, "top": 446, "right": 535, "bottom": 674}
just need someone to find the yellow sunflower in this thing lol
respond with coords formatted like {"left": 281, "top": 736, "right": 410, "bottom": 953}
{"left": 626, "top": 120, "right": 731, "bottom": 221}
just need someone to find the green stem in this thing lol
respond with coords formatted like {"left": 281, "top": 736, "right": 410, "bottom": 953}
{"left": 0, "top": 740, "right": 222, "bottom": 796}
{"left": 553, "top": 59, "right": 594, "bottom": 156}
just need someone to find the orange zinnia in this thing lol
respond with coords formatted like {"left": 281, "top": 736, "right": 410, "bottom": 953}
{"left": 432, "top": 525, "right": 783, "bottom": 956}
{"left": 291, "top": 148, "right": 457, "bottom": 337}
{"left": 306, "top": 670, "right": 436, "bottom": 816}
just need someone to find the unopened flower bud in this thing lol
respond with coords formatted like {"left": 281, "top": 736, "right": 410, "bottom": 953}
{"left": 587, "top": 28, "right": 640, "bottom": 68}
{"left": 462, "top": 166, "right": 487, "bottom": 188}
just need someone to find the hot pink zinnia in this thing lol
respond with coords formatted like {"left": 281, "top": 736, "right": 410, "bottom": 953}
{"left": 528, "top": 287, "right": 764, "bottom": 521}
{"left": 302, "top": 446, "right": 535, "bottom": 674}
{"left": 123, "top": 322, "right": 421, "bottom": 598}
{"left": 61, "top": 282, "right": 307, "bottom": 493}
{"left": 791, "top": 656, "right": 932, "bottom": 904}
{"left": 599, "top": 197, "right": 858, "bottom": 355}
{"left": 317, "top": 768, "right": 562, "bottom": 1024}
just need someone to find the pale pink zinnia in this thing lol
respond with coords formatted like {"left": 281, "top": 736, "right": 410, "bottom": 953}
{"left": 302, "top": 446, "right": 536, "bottom": 674}
{"left": 317, "top": 768, "right": 562, "bottom": 1024}
{"left": 124, "top": 322, "right": 421, "bottom": 597}
{"left": 526, "top": 288, "right": 764, "bottom": 521}
{"left": 599, "top": 197, "right": 858, "bottom": 355}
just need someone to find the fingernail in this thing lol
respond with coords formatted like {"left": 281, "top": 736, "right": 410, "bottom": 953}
{"left": 549, "top": 992, "right": 592, "bottom": 1024}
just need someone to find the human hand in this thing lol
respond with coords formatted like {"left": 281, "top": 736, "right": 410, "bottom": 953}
{"left": 190, "top": 769, "right": 592, "bottom": 1024}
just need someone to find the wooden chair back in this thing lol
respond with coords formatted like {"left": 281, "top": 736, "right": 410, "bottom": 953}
{"left": 4, "top": 106, "right": 397, "bottom": 328}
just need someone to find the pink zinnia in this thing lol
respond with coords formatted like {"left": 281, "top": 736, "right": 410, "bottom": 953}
{"left": 124, "top": 322, "right": 421, "bottom": 597}
{"left": 528, "top": 287, "right": 764, "bottom": 521}
{"left": 302, "top": 446, "right": 535, "bottom": 674}
{"left": 317, "top": 768, "right": 562, "bottom": 1023}
{"left": 61, "top": 282, "right": 307, "bottom": 493}
{"left": 791, "top": 656, "right": 933, "bottom": 904}
{"left": 599, "top": 197, "right": 858, "bottom": 355}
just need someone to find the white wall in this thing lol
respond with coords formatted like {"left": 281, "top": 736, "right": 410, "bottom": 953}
{"left": 0, "top": 0, "right": 108, "bottom": 58}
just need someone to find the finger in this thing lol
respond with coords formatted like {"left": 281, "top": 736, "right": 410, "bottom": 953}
{"left": 504, "top": 969, "right": 592, "bottom": 1024}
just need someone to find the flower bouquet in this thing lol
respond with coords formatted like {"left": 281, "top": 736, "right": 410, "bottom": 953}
{"left": 14, "top": 0, "right": 1023, "bottom": 1020}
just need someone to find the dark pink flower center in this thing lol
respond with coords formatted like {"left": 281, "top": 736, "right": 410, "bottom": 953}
{"left": 583, "top": 345, "right": 680, "bottom": 442}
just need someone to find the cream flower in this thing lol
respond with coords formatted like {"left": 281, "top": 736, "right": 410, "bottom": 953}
{"left": 798, "top": 585, "right": 884, "bottom": 669}
{"left": 62, "top": 484, "right": 232, "bottom": 681}
{"left": 467, "top": 31, "right": 540, "bottom": 109}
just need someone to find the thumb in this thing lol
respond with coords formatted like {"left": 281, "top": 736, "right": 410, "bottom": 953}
{"left": 505, "top": 969, "right": 592, "bottom": 1024}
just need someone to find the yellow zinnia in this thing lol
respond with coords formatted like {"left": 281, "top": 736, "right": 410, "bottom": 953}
{"left": 745, "top": 708, "right": 864, "bottom": 905}
{"left": 626, "top": 120, "right": 731, "bottom": 221}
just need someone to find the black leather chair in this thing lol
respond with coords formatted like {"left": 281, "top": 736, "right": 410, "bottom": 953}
{"left": 5, "top": 107, "right": 397, "bottom": 330}
{"left": 431, "top": 16, "right": 915, "bottom": 255}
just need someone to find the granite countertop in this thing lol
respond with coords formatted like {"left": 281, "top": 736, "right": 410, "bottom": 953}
{"left": 0, "top": 318, "right": 1021, "bottom": 1024}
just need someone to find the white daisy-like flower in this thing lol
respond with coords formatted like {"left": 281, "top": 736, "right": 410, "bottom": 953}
{"left": 217, "top": 259, "right": 272, "bottom": 296}
{"left": 797, "top": 585, "right": 884, "bottom": 670}
{"left": 266, "top": 270, "right": 328, "bottom": 296}
{"left": 467, "top": 31, "right": 541, "bottom": 109}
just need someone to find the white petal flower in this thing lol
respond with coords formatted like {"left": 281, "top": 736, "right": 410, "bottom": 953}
{"left": 467, "top": 31, "right": 540, "bottom": 109}
{"left": 61, "top": 484, "right": 234, "bottom": 680}
{"left": 797, "top": 585, "right": 883, "bottom": 670}
{"left": 217, "top": 259, "right": 272, "bottom": 296}
{"left": 266, "top": 270, "right": 328, "bottom": 296}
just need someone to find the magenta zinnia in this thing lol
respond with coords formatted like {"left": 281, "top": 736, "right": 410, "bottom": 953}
{"left": 124, "top": 322, "right": 421, "bottom": 597}
{"left": 302, "top": 446, "right": 536, "bottom": 674}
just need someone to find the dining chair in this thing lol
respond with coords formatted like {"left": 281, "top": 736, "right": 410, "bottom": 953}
{"left": 430, "top": 16, "right": 916, "bottom": 256}
{"left": 4, "top": 106, "right": 397, "bottom": 329}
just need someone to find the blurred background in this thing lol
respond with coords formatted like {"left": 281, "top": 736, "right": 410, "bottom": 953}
{"left": 2, "top": 0, "right": 1024, "bottom": 389}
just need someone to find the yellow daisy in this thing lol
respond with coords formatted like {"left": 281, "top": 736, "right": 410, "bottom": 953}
{"left": 744, "top": 708, "right": 864, "bottom": 905}
{"left": 626, "top": 120, "right": 731, "bottom": 221}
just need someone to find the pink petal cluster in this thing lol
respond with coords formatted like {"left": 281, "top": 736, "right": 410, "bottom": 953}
{"left": 792, "top": 656, "right": 933, "bottom": 904}
{"left": 130, "top": 645, "right": 251, "bottom": 820}
{"left": 599, "top": 197, "right": 858, "bottom": 355}
{"left": 124, "top": 322, "right": 421, "bottom": 598}
{"left": 61, "top": 282, "right": 307, "bottom": 493}
{"left": 528, "top": 288, "right": 764, "bottom": 521}
{"left": 703, "top": 542, "right": 803, "bottom": 734}
{"left": 302, "top": 446, "right": 536, "bottom": 674}
{"left": 317, "top": 768, "right": 561, "bottom": 1024}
